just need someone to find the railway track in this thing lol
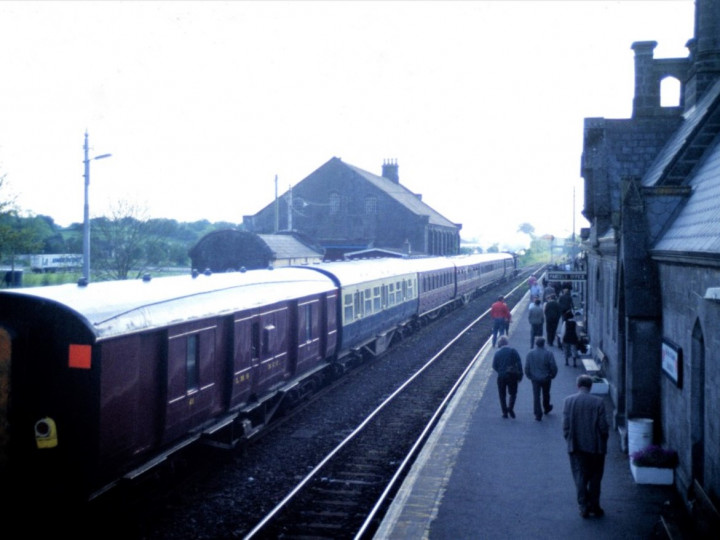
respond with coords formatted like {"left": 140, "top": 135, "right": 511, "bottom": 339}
{"left": 242, "top": 275, "right": 532, "bottom": 539}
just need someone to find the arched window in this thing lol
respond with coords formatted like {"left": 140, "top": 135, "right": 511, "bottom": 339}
{"left": 660, "top": 76, "right": 681, "bottom": 107}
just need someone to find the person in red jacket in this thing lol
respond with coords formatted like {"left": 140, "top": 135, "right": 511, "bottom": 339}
{"left": 490, "top": 295, "right": 511, "bottom": 347}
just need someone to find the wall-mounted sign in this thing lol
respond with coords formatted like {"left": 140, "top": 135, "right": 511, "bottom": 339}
{"left": 547, "top": 271, "right": 587, "bottom": 282}
{"left": 661, "top": 338, "right": 682, "bottom": 388}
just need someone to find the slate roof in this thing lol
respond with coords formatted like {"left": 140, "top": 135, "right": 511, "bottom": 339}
{"left": 258, "top": 234, "right": 324, "bottom": 259}
{"left": 647, "top": 78, "right": 720, "bottom": 257}
{"left": 642, "top": 78, "right": 720, "bottom": 188}
{"left": 652, "top": 138, "right": 720, "bottom": 255}
{"left": 342, "top": 160, "right": 459, "bottom": 229}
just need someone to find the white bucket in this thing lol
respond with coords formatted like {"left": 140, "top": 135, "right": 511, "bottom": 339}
{"left": 628, "top": 418, "right": 653, "bottom": 455}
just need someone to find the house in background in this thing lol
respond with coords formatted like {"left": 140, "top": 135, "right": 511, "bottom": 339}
{"left": 581, "top": 0, "right": 720, "bottom": 525}
{"left": 189, "top": 230, "right": 323, "bottom": 272}
{"left": 242, "top": 157, "right": 462, "bottom": 260}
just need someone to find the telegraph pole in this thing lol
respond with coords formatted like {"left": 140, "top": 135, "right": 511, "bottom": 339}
{"left": 274, "top": 174, "right": 279, "bottom": 233}
{"left": 82, "top": 131, "right": 111, "bottom": 284}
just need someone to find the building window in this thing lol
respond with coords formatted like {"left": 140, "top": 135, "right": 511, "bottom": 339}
{"left": 330, "top": 192, "right": 341, "bottom": 214}
{"left": 365, "top": 196, "right": 377, "bottom": 215}
{"left": 661, "top": 76, "right": 681, "bottom": 107}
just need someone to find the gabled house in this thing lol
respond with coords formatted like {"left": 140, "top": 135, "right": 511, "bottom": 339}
{"left": 242, "top": 157, "right": 462, "bottom": 260}
{"left": 189, "top": 230, "right": 324, "bottom": 272}
{"left": 581, "top": 0, "right": 720, "bottom": 521}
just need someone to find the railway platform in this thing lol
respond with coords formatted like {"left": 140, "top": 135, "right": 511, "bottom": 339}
{"left": 374, "top": 290, "right": 688, "bottom": 539}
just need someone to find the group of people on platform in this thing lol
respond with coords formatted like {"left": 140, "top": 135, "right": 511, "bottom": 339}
{"left": 526, "top": 275, "right": 585, "bottom": 367}
{"left": 492, "top": 334, "right": 608, "bottom": 519}
{"left": 491, "top": 274, "right": 607, "bottom": 519}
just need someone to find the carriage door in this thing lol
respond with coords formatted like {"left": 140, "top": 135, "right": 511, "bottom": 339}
{"left": 252, "top": 307, "right": 290, "bottom": 391}
{"left": 163, "top": 323, "right": 217, "bottom": 441}
{"left": 0, "top": 328, "right": 10, "bottom": 471}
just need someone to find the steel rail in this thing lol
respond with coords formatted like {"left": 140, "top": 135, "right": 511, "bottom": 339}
{"left": 243, "top": 270, "right": 536, "bottom": 540}
{"left": 354, "top": 276, "right": 530, "bottom": 539}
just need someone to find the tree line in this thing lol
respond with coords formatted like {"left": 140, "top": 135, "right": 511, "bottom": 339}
{"left": 1, "top": 176, "right": 240, "bottom": 282}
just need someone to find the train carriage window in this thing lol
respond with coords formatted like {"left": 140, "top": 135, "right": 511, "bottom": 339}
{"left": 382, "top": 284, "right": 388, "bottom": 308}
{"left": 344, "top": 293, "right": 354, "bottom": 322}
{"left": 251, "top": 321, "right": 260, "bottom": 359}
{"left": 373, "top": 286, "right": 381, "bottom": 311}
{"left": 364, "top": 288, "right": 372, "bottom": 314}
{"left": 186, "top": 334, "right": 199, "bottom": 391}
{"left": 304, "top": 303, "right": 313, "bottom": 341}
{"left": 263, "top": 325, "right": 275, "bottom": 355}
{"left": 388, "top": 282, "right": 396, "bottom": 306}
{"left": 354, "top": 291, "right": 362, "bottom": 319}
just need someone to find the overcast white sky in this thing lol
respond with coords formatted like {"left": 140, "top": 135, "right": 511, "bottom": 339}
{"left": 0, "top": 0, "right": 694, "bottom": 250}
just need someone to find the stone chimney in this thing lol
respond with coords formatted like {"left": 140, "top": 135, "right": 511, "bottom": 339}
{"left": 685, "top": 0, "right": 720, "bottom": 109}
{"left": 632, "top": 41, "right": 660, "bottom": 117}
{"left": 382, "top": 159, "right": 399, "bottom": 183}
{"left": 631, "top": 40, "right": 690, "bottom": 118}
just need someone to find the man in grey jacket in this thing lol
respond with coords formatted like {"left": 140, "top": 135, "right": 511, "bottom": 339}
{"left": 527, "top": 298, "right": 544, "bottom": 348}
{"left": 524, "top": 336, "right": 557, "bottom": 421}
{"left": 563, "top": 374, "right": 609, "bottom": 518}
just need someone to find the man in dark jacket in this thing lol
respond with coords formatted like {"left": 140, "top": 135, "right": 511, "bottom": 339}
{"left": 544, "top": 294, "right": 563, "bottom": 347}
{"left": 563, "top": 374, "right": 609, "bottom": 518}
{"left": 558, "top": 288, "right": 574, "bottom": 314}
{"left": 491, "top": 336, "right": 523, "bottom": 419}
{"left": 524, "top": 337, "right": 558, "bottom": 421}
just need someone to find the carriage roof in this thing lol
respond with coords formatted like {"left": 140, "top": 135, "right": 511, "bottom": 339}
{"left": 0, "top": 267, "right": 335, "bottom": 340}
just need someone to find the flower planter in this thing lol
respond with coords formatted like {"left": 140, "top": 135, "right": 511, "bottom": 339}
{"left": 630, "top": 461, "right": 674, "bottom": 485}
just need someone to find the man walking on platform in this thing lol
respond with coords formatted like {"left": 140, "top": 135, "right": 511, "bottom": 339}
{"left": 528, "top": 298, "right": 544, "bottom": 348}
{"left": 524, "top": 337, "right": 557, "bottom": 421}
{"left": 563, "top": 374, "right": 609, "bottom": 519}
{"left": 558, "top": 287, "right": 574, "bottom": 315}
{"left": 490, "top": 295, "right": 511, "bottom": 347}
{"left": 544, "top": 294, "right": 563, "bottom": 347}
{"left": 491, "top": 336, "right": 523, "bottom": 419}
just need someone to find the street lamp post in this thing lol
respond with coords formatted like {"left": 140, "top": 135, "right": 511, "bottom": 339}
{"left": 82, "top": 131, "right": 111, "bottom": 284}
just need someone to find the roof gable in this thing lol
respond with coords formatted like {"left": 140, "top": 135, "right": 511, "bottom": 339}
{"left": 339, "top": 159, "right": 458, "bottom": 229}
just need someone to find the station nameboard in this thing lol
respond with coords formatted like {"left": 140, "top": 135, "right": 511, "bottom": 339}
{"left": 547, "top": 271, "right": 587, "bottom": 282}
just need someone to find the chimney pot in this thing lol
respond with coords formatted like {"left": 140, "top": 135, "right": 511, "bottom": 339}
{"left": 382, "top": 159, "right": 399, "bottom": 183}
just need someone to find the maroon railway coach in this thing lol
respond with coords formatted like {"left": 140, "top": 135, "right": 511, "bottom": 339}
{"left": 0, "top": 267, "right": 337, "bottom": 500}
